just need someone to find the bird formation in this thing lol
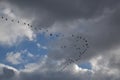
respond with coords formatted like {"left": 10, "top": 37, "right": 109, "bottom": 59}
{"left": 0, "top": 16, "right": 89, "bottom": 71}
{"left": 59, "top": 34, "right": 89, "bottom": 71}
{"left": 0, "top": 16, "right": 60, "bottom": 37}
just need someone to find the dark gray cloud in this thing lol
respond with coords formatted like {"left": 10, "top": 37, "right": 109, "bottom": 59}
{"left": 5, "top": 0, "right": 120, "bottom": 28}
{"left": 0, "top": 65, "right": 17, "bottom": 80}
{"left": 8, "top": 0, "right": 120, "bottom": 19}
{"left": 6, "top": 0, "right": 120, "bottom": 51}
{"left": 3, "top": 0, "right": 120, "bottom": 67}
{"left": 1, "top": 67, "right": 15, "bottom": 78}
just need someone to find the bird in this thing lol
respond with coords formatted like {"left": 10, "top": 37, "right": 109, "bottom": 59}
{"left": 11, "top": 20, "right": 14, "bottom": 22}
{"left": 86, "top": 46, "right": 89, "bottom": 48}
{"left": 61, "top": 46, "right": 63, "bottom": 48}
{"left": 86, "top": 43, "right": 88, "bottom": 46}
{"left": 28, "top": 24, "right": 30, "bottom": 26}
{"left": 79, "top": 36, "right": 82, "bottom": 39}
{"left": 83, "top": 45, "right": 85, "bottom": 47}
{"left": 75, "top": 58, "right": 79, "bottom": 61}
{"left": 72, "top": 34, "right": 74, "bottom": 37}
{"left": 85, "top": 40, "right": 88, "bottom": 42}
{"left": 5, "top": 18, "right": 8, "bottom": 21}
{"left": 83, "top": 38, "right": 85, "bottom": 41}
{"left": 2, "top": 16, "right": 4, "bottom": 19}
{"left": 24, "top": 23, "right": 26, "bottom": 25}
{"left": 74, "top": 45, "right": 77, "bottom": 47}
{"left": 64, "top": 46, "right": 66, "bottom": 48}
{"left": 50, "top": 33, "right": 52, "bottom": 36}
{"left": 56, "top": 34, "right": 59, "bottom": 37}
{"left": 76, "top": 48, "right": 80, "bottom": 50}
{"left": 79, "top": 55, "right": 81, "bottom": 57}
{"left": 39, "top": 28, "right": 42, "bottom": 30}
{"left": 34, "top": 27, "right": 37, "bottom": 30}
{"left": 76, "top": 39, "right": 79, "bottom": 42}
{"left": 46, "top": 30, "right": 48, "bottom": 32}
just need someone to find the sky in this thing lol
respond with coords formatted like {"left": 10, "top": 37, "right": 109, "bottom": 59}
{"left": 0, "top": 0, "right": 120, "bottom": 80}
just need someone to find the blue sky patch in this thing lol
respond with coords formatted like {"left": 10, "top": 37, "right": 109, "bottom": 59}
{"left": 79, "top": 62, "right": 92, "bottom": 70}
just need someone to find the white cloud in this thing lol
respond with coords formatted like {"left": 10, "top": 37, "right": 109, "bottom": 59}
{"left": 0, "top": 4, "right": 35, "bottom": 46}
{"left": 6, "top": 50, "right": 36, "bottom": 65}
{"left": 27, "top": 53, "right": 34, "bottom": 58}
{"left": 0, "top": 63, "right": 18, "bottom": 72}
{"left": 36, "top": 43, "right": 41, "bottom": 47}
{"left": 89, "top": 47, "right": 120, "bottom": 80}
{"left": 37, "top": 43, "right": 47, "bottom": 50}
{"left": 1, "top": 48, "right": 120, "bottom": 80}
{"left": 6, "top": 52, "right": 23, "bottom": 65}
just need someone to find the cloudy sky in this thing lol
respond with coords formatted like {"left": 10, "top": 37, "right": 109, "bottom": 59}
{"left": 0, "top": 0, "right": 120, "bottom": 80}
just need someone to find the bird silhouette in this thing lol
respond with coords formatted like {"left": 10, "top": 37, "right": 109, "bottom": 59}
{"left": 11, "top": 20, "right": 14, "bottom": 22}
{"left": 50, "top": 33, "right": 52, "bottom": 36}
{"left": 1, "top": 16, "right": 4, "bottom": 19}
{"left": 5, "top": 18, "right": 8, "bottom": 21}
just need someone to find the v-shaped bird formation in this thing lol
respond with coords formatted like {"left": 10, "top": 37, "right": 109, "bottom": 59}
{"left": 0, "top": 16, "right": 89, "bottom": 71}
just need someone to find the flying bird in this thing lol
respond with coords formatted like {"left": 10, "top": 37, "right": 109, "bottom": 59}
{"left": 11, "top": 20, "right": 14, "bottom": 22}
{"left": 24, "top": 23, "right": 26, "bottom": 25}
{"left": 50, "top": 33, "right": 52, "bottom": 36}
{"left": 2, "top": 16, "right": 4, "bottom": 19}
{"left": 56, "top": 34, "right": 59, "bottom": 37}
{"left": 5, "top": 18, "right": 8, "bottom": 21}
{"left": 28, "top": 24, "right": 30, "bottom": 26}
{"left": 72, "top": 34, "right": 74, "bottom": 37}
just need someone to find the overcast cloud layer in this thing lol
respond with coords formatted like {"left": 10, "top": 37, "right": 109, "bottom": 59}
{"left": 7, "top": 0, "right": 120, "bottom": 51}
{"left": 0, "top": 0, "right": 120, "bottom": 80}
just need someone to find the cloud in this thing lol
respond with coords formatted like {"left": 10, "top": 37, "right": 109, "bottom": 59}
{"left": 0, "top": 0, "right": 119, "bottom": 55}
{"left": 90, "top": 53, "right": 120, "bottom": 80}
{"left": 4, "top": 55, "right": 93, "bottom": 80}
{"left": 4, "top": 0, "right": 120, "bottom": 54}
{"left": 46, "top": 8, "right": 120, "bottom": 63}
{"left": 5, "top": 0, "right": 120, "bottom": 33}
{"left": 0, "top": 0, "right": 120, "bottom": 80}
{"left": 7, "top": 0, "right": 120, "bottom": 19}
{"left": 0, "top": 63, "right": 18, "bottom": 80}
{"left": 6, "top": 50, "right": 35, "bottom": 65}
{"left": 6, "top": 52, "right": 23, "bottom": 65}
{"left": 0, "top": 3, "right": 35, "bottom": 46}
{"left": 1, "top": 49, "right": 120, "bottom": 80}
{"left": 37, "top": 43, "right": 47, "bottom": 50}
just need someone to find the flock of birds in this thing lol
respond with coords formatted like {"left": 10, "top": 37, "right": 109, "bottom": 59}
{"left": 0, "top": 16, "right": 89, "bottom": 71}
{"left": 1, "top": 16, "right": 32, "bottom": 27}
{"left": 0, "top": 16, "right": 57, "bottom": 37}
{"left": 57, "top": 34, "right": 89, "bottom": 71}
